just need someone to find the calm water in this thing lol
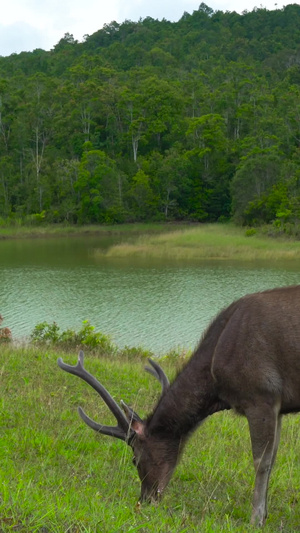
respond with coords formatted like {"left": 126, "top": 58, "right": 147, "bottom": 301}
{"left": 1, "top": 235, "right": 300, "bottom": 353}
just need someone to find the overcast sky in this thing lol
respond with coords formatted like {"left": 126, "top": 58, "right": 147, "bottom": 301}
{"left": 0, "top": 0, "right": 297, "bottom": 57}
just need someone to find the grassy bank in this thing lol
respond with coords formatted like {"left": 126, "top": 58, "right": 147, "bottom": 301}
{"left": 2, "top": 221, "right": 300, "bottom": 262}
{"left": 1, "top": 345, "right": 300, "bottom": 532}
{"left": 98, "top": 224, "right": 300, "bottom": 262}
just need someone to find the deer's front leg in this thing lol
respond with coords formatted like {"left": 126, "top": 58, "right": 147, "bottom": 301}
{"left": 246, "top": 402, "right": 281, "bottom": 527}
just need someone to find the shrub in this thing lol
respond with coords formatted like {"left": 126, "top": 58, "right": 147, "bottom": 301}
{"left": 30, "top": 320, "right": 116, "bottom": 355}
{"left": 245, "top": 228, "right": 257, "bottom": 237}
{"left": 121, "top": 344, "right": 154, "bottom": 360}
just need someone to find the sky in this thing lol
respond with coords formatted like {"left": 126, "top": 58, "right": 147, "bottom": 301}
{"left": 0, "top": 0, "right": 297, "bottom": 57}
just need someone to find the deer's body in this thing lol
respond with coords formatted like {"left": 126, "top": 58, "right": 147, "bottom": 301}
{"left": 58, "top": 284, "right": 300, "bottom": 527}
{"left": 158, "top": 285, "right": 300, "bottom": 425}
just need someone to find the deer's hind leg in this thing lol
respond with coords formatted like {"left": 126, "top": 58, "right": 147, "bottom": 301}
{"left": 245, "top": 400, "right": 281, "bottom": 527}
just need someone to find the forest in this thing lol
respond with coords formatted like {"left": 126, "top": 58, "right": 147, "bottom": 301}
{"left": 0, "top": 3, "right": 300, "bottom": 231}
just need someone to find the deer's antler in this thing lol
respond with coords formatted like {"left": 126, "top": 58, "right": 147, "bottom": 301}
{"left": 58, "top": 350, "right": 134, "bottom": 442}
{"left": 145, "top": 359, "right": 170, "bottom": 394}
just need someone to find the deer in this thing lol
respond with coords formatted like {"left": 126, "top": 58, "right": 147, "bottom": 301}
{"left": 58, "top": 284, "right": 300, "bottom": 527}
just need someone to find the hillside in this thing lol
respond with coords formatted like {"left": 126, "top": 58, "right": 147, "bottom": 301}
{"left": 0, "top": 3, "right": 300, "bottom": 231}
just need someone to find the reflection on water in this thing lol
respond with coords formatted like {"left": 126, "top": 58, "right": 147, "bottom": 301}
{"left": 1, "top": 236, "right": 300, "bottom": 352}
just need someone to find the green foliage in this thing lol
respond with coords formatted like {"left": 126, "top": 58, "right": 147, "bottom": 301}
{"left": 244, "top": 228, "right": 257, "bottom": 237}
{"left": 30, "top": 320, "right": 116, "bottom": 354}
{"left": 0, "top": 6, "right": 300, "bottom": 227}
{"left": 120, "top": 344, "right": 154, "bottom": 360}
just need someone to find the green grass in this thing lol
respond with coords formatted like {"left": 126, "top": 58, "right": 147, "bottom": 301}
{"left": 1, "top": 345, "right": 300, "bottom": 531}
{"left": 98, "top": 223, "right": 300, "bottom": 262}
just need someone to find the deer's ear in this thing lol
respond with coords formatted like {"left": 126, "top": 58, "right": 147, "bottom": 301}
{"left": 131, "top": 420, "right": 145, "bottom": 437}
{"left": 121, "top": 400, "right": 143, "bottom": 424}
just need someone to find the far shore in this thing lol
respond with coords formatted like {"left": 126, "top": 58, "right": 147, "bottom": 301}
{"left": 0, "top": 222, "right": 188, "bottom": 240}
{"left": 1, "top": 222, "right": 300, "bottom": 262}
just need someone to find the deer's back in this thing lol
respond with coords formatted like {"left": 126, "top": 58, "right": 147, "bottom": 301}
{"left": 210, "top": 285, "right": 300, "bottom": 414}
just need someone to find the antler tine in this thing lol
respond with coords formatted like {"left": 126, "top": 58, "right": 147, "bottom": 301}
{"left": 144, "top": 358, "right": 170, "bottom": 394}
{"left": 58, "top": 350, "right": 133, "bottom": 442}
{"left": 77, "top": 406, "right": 128, "bottom": 441}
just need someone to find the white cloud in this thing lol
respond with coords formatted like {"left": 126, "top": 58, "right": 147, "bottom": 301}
{"left": 0, "top": 22, "right": 48, "bottom": 56}
{"left": 0, "top": 0, "right": 121, "bottom": 55}
{"left": 118, "top": 0, "right": 200, "bottom": 22}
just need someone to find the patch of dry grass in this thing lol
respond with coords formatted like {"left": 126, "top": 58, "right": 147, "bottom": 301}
{"left": 97, "top": 224, "right": 300, "bottom": 261}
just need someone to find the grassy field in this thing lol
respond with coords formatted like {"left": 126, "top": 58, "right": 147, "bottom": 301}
{"left": 1, "top": 345, "right": 300, "bottom": 532}
{"left": 97, "top": 224, "right": 300, "bottom": 262}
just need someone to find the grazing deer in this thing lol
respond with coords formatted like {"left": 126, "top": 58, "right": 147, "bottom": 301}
{"left": 58, "top": 284, "right": 300, "bottom": 527}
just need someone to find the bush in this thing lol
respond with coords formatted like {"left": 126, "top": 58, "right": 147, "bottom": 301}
{"left": 30, "top": 320, "right": 116, "bottom": 354}
{"left": 121, "top": 344, "right": 154, "bottom": 360}
{"left": 245, "top": 228, "right": 257, "bottom": 237}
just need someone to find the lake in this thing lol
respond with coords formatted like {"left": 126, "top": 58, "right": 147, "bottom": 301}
{"left": 1, "top": 234, "right": 300, "bottom": 353}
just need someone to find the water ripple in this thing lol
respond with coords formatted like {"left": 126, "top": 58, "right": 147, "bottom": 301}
{"left": 1, "top": 238, "right": 300, "bottom": 352}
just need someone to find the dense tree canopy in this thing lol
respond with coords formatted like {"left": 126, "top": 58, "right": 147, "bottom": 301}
{"left": 1, "top": 3, "right": 300, "bottom": 230}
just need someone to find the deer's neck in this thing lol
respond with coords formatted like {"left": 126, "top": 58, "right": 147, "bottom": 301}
{"left": 147, "top": 353, "right": 228, "bottom": 440}
{"left": 147, "top": 303, "right": 237, "bottom": 439}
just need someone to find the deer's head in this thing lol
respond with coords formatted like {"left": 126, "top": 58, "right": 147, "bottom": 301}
{"left": 58, "top": 351, "right": 179, "bottom": 503}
